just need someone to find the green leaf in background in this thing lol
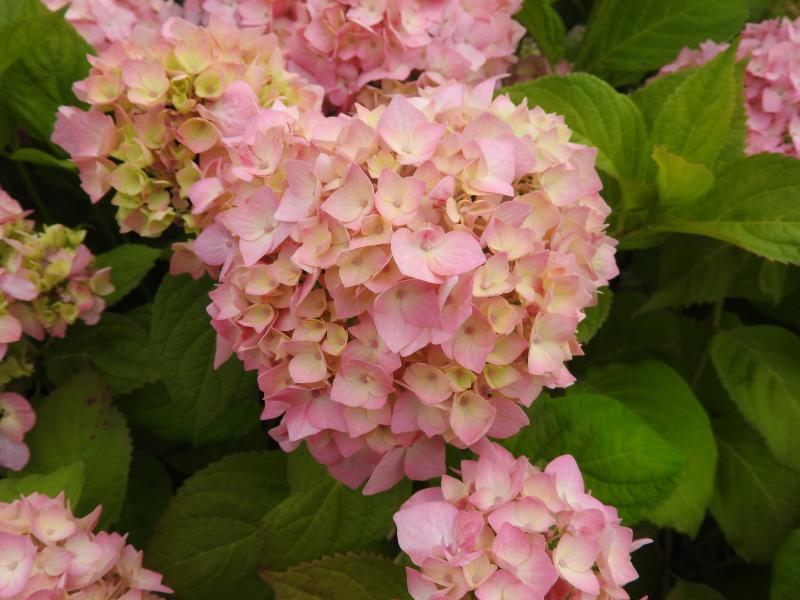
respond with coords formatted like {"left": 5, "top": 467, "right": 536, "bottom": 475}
{"left": 150, "top": 275, "right": 260, "bottom": 444}
{"left": 656, "top": 154, "right": 800, "bottom": 263}
{"left": 504, "top": 74, "right": 653, "bottom": 182}
{"left": 117, "top": 451, "right": 172, "bottom": 548}
{"left": 503, "top": 393, "right": 685, "bottom": 523}
{"left": 94, "top": 244, "right": 163, "bottom": 306}
{"left": 667, "top": 581, "right": 727, "bottom": 600}
{"left": 264, "top": 554, "right": 411, "bottom": 600}
{"left": 772, "top": 529, "right": 800, "bottom": 600}
{"left": 711, "top": 326, "right": 800, "bottom": 472}
{"left": 573, "top": 361, "right": 716, "bottom": 537}
{"left": 45, "top": 313, "right": 160, "bottom": 394}
{"left": 652, "top": 145, "right": 716, "bottom": 207}
{"left": 575, "top": 0, "right": 748, "bottom": 84}
{"left": 22, "top": 370, "right": 131, "bottom": 527}
{"left": 576, "top": 287, "right": 612, "bottom": 343}
{"left": 147, "top": 452, "right": 288, "bottom": 600}
{"left": 10, "top": 148, "right": 76, "bottom": 171}
{"left": 0, "top": 1, "right": 58, "bottom": 76}
{"left": 515, "top": 0, "right": 566, "bottom": 63}
{"left": 651, "top": 46, "right": 738, "bottom": 169}
{"left": 711, "top": 414, "right": 800, "bottom": 562}
{"left": 261, "top": 474, "right": 410, "bottom": 571}
{"left": 0, "top": 462, "right": 85, "bottom": 505}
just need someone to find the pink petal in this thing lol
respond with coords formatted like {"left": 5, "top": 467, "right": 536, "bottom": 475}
{"left": 393, "top": 500, "right": 459, "bottom": 565}
{"left": 321, "top": 163, "right": 374, "bottom": 224}
{"left": 391, "top": 228, "right": 441, "bottom": 284}
{"left": 450, "top": 391, "right": 496, "bottom": 446}
{"left": 427, "top": 230, "right": 486, "bottom": 277}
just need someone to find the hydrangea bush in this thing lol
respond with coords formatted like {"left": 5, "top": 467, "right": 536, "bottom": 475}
{"left": 2, "top": 1, "right": 800, "bottom": 600}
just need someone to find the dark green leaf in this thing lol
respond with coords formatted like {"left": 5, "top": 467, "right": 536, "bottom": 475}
{"left": 0, "top": 462, "right": 85, "bottom": 505}
{"left": 576, "top": 287, "right": 612, "bottom": 343}
{"left": 117, "top": 451, "right": 172, "bottom": 548}
{"left": 94, "top": 244, "right": 163, "bottom": 306}
{"left": 10, "top": 148, "right": 76, "bottom": 171}
{"left": 772, "top": 529, "right": 800, "bottom": 600}
{"left": 516, "top": 0, "right": 566, "bottom": 63}
{"left": 667, "top": 581, "right": 727, "bottom": 600}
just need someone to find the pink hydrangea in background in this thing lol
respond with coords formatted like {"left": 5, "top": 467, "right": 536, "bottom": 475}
{"left": 43, "top": 0, "right": 180, "bottom": 51}
{"left": 658, "top": 16, "right": 800, "bottom": 158}
{"left": 0, "top": 492, "right": 171, "bottom": 599}
{"left": 0, "top": 190, "right": 113, "bottom": 361}
{"left": 394, "top": 442, "right": 649, "bottom": 600}
{"left": 52, "top": 16, "right": 324, "bottom": 239}
{"left": 205, "top": 81, "right": 617, "bottom": 493}
{"left": 0, "top": 392, "right": 35, "bottom": 472}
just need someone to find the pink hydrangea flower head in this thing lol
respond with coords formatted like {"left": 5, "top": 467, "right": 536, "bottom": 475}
{"left": 394, "top": 443, "right": 649, "bottom": 600}
{"left": 0, "top": 492, "right": 172, "bottom": 598}
{"left": 658, "top": 16, "right": 800, "bottom": 158}
{"left": 206, "top": 82, "right": 618, "bottom": 493}
{"left": 52, "top": 16, "right": 325, "bottom": 239}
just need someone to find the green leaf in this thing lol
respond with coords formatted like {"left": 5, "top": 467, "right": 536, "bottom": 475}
{"left": 0, "top": 462, "right": 85, "bottom": 505}
{"left": 657, "top": 154, "right": 800, "bottom": 263}
{"left": 758, "top": 260, "right": 792, "bottom": 304}
{"left": 575, "top": 0, "right": 748, "bottom": 85}
{"left": 261, "top": 474, "right": 410, "bottom": 571}
{"left": 631, "top": 69, "right": 693, "bottom": 132}
{"left": 503, "top": 74, "right": 653, "bottom": 182}
{"left": 150, "top": 275, "right": 260, "bottom": 443}
{"left": 264, "top": 554, "right": 411, "bottom": 600}
{"left": 653, "top": 145, "right": 715, "bottom": 207}
{"left": 651, "top": 46, "right": 738, "bottom": 169}
{"left": 772, "top": 529, "right": 800, "bottom": 600}
{"left": 0, "top": 2, "right": 58, "bottom": 76}
{"left": 667, "top": 581, "right": 727, "bottom": 600}
{"left": 573, "top": 361, "right": 717, "bottom": 536}
{"left": 44, "top": 313, "right": 160, "bottom": 394}
{"left": 515, "top": 0, "right": 566, "bottom": 63}
{"left": 117, "top": 451, "right": 172, "bottom": 548}
{"left": 711, "top": 326, "right": 800, "bottom": 472}
{"left": 147, "top": 452, "right": 288, "bottom": 600}
{"left": 10, "top": 148, "right": 76, "bottom": 171}
{"left": 710, "top": 414, "right": 800, "bottom": 562}
{"left": 503, "top": 393, "right": 685, "bottom": 523}
{"left": 576, "top": 287, "right": 612, "bottom": 343}
{"left": 94, "top": 244, "right": 163, "bottom": 306}
{"left": 22, "top": 371, "right": 131, "bottom": 527}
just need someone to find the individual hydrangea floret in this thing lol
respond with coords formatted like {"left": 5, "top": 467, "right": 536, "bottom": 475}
{"left": 658, "top": 16, "right": 800, "bottom": 158}
{"left": 52, "top": 16, "right": 324, "bottom": 238}
{"left": 43, "top": 0, "right": 180, "bottom": 51}
{"left": 0, "top": 190, "right": 113, "bottom": 361}
{"left": 205, "top": 81, "right": 618, "bottom": 493}
{"left": 0, "top": 392, "right": 35, "bottom": 472}
{"left": 394, "top": 442, "right": 649, "bottom": 600}
{"left": 181, "top": 0, "right": 526, "bottom": 108}
{"left": 0, "top": 492, "right": 171, "bottom": 599}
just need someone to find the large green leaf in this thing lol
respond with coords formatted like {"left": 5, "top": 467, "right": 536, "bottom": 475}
{"left": 45, "top": 313, "right": 160, "bottom": 395}
{"left": 503, "top": 393, "right": 685, "bottom": 523}
{"left": 652, "top": 145, "right": 716, "bottom": 207}
{"left": 22, "top": 371, "right": 131, "bottom": 527}
{"left": 631, "top": 70, "right": 693, "bottom": 131}
{"left": 573, "top": 361, "right": 716, "bottom": 536}
{"left": 0, "top": 462, "right": 85, "bottom": 506}
{"left": 667, "top": 581, "right": 726, "bottom": 600}
{"left": 147, "top": 452, "right": 288, "bottom": 600}
{"left": 657, "top": 154, "right": 800, "bottom": 263}
{"left": 94, "top": 244, "right": 163, "bottom": 306}
{"left": 503, "top": 74, "right": 653, "bottom": 182}
{"left": 651, "top": 46, "right": 738, "bottom": 169}
{"left": 515, "top": 0, "right": 566, "bottom": 63}
{"left": 261, "top": 473, "right": 410, "bottom": 571}
{"left": 265, "top": 554, "right": 411, "bottom": 600}
{"left": 150, "top": 275, "right": 260, "bottom": 443}
{"left": 0, "top": 0, "right": 57, "bottom": 76}
{"left": 710, "top": 414, "right": 800, "bottom": 562}
{"left": 575, "top": 0, "right": 748, "bottom": 84}
{"left": 772, "top": 529, "right": 800, "bottom": 600}
{"left": 117, "top": 451, "right": 173, "bottom": 548}
{"left": 711, "top": 326, "right": 800, "bottom": 472}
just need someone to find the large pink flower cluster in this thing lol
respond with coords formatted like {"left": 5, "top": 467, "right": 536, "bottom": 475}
{"left": 658, "top": 16, "right": 800, "bottom": 158}
{"left": 206, "top": 81, "right": 617, "bottom": 493}
{"left": 0, "top": 492, "right": 171, "bottom": 599}
{"left": 182, "top": 0, "right": 526, "bottom": 108}
{"left": 52, "top": 17, "right": 324, "bottom": 238}
{"left": 0, "top": 392, "right": 35, "bottom": 472}
{"left": 43, "top": 0, "right": 179, "bottom": 52}
{"left": 0, "top": 190, "right": 113, "bottom": 361}
{"left": 394, "top": 442, "right": 649, "bottom": 600}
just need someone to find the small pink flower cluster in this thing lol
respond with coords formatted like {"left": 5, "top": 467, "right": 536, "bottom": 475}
{"left": 0, "top": 392, "right": 35, "bottom": 472}
{"left": 43, "top": 0, "right": 180, "bottom": 52}
{"left": 658, "top": 16, "right": 800, "bottom": 158}
{"left": 0, "top": 190, "right": 113, "bottom": 362}
{"left": 205, "top": 81, "right": 617, "bottom": 493}
{"left": 181, "top": 0, "right": 526, "bottom": 109}
{"left": 394, "top": 442, "right": 649, "bottom": 600}
{"left": 0, "top": 492, "right": 171, "bottom": 599}
{"left": 52, "top": 17, "right": 324, "bottom": 238}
